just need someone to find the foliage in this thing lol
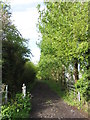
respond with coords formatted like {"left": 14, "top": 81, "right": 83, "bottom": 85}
{"left": 75, "top": 71, "right": 89, "bottom": 101}
{"left": 37, "top": 2, "right": 88, "bottom": 81}
{"left": 1, "top": 92, "right": 31, "bottom": 119}
{"left": 0, "top": 1, "right": 37, "bottom": 94}
{"left": 37, "top": 2, "right": 89, "bottom": 106}
{"left": 22, "top": 62, "right": 37, "bottom": 87}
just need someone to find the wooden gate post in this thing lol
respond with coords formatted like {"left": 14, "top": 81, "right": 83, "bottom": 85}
{"left": 77, "top": 91, "right": 80, "bottom": 102}
{"left": 22, "top": 84, "right": 26, "bottom": 98}
{"left": 5, "top": 85, "right": 8, "bottom": 103}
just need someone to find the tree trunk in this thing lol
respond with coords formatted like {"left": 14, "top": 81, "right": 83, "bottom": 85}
{"left": 62, "top": 65, "right": 66, "bottom": 88}
{"left": 74, "top": 59, "right": 78, "bottom": 83}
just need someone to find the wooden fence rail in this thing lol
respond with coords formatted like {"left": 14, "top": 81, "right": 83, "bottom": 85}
{"left": 67, "top": 83, "right": 75, "bottom": 92}
{"left": 66, "top": 81, "right": 81, "bottom": 102}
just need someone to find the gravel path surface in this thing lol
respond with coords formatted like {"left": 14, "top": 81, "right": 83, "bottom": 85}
{"left": 29, "top": 81, "right": 88, "bottom": 119}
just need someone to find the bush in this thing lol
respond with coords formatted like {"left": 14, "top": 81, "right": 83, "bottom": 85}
{"left": 1, "top": 92, "right": 31, "bottom": 119}
{"left": 75, "top": 72, "right": 89, "bottom": 101}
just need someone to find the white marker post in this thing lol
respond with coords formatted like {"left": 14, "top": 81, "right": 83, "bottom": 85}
{"left": 22, "top": 84, "right": 26, "bottom": 98}
{"left": 5, "top": 85, "right": 8, "bottom": 103}
{"left": 78, "top": 91, "right": 80, "bottom": 102}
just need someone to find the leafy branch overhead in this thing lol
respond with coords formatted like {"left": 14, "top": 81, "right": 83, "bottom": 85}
{"left": 37, "top": 2, "right": 89, "bottom": 100}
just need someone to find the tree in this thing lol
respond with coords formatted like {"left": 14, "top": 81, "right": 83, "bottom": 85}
{"left": 37, "top": 2, "right": 88, "bottom": 86}
{"left": 1, "top": 1, "right": 31, "bottom": 93}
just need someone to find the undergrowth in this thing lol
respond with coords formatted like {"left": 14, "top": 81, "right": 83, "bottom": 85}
{"left": 1, "top": 92, "right": 31, "bottom": 120}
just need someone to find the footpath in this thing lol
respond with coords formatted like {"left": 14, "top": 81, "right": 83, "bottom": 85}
{"left": 30, "top": 81, "right": 88, "bottom": 119}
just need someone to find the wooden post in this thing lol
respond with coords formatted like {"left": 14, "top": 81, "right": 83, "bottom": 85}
{"left": 22, "top": 84, "right": 26, "bottom": 98}
{"left": 5, "top": 85, "right": 8, "bottom": 103}
{"left": 77, "top": 91, "right": 80, "bottom": 102}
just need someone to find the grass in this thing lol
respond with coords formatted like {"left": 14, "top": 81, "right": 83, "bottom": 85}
{"left": 40, "top": 79, "right": 65, "bottom": 97}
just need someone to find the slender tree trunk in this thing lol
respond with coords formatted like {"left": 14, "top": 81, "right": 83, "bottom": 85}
{"left": 74, "top": 59, "right": 78, "bottom": 83}
{"left": 62, "top": 65, "right": 66, "bottom": 87}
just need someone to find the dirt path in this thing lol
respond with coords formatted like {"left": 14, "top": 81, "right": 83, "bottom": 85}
{"left": 29, "top": 81, "right": 88, "bottom": 119}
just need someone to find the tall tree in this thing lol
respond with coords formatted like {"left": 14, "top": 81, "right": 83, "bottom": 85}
{"left": 1, "top": 1, "right": 30, "bottom": 92}
{"left": 37, "top": 2, "right": 88, "bottom": 84}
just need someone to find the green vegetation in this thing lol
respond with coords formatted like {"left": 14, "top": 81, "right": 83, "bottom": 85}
{"left": 22, "top": 62, "right": 37, "bottom": 87}
{"left": 37, "top": 2, "right": 89, "bottom": 112}
{"left": 1, "top": 1, "right": 30, "bottom": 93}
{"left": 37, "top": 2, "right": 89, "bottom": 83}
{"left": 1, "top": 1, "right": 37, "bottom": 119}
{"left": 1, "top": 1, "right": 37, "bottom": 95}
{"left": 1, "top": 92, "right": 31, "bottom": 119}
{"left": 0, "top": 1, "right": 89, "bottom": 118}
{"left": 39, "top": 79, "right": 63, "bottom": 97}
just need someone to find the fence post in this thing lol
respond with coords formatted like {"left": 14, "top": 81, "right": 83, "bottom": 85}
{"left": 5, "top": 85, "right": 8, "bottom": 103}
{"left": 77, "top": 91, "right": 80, "bottom": 102}
{"left": 22, "top": 84, "right": 26, "bottom": 98}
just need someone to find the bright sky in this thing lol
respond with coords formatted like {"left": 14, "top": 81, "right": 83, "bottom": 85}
{"left": 8, "top": 0, "right": 44, "bottom": 64}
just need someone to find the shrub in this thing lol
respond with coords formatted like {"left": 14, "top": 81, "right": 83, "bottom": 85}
{"left": 1, "top": 92, "right": 31, "bottom": 119}
{"left": 22, "top": 62, "right": 37, "bottom": 87}
{"left": 75, "top": 72, "right": 89, "bottom": 101}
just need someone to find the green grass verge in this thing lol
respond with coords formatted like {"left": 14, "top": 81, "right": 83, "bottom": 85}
{"left": 39, "top": 79, "right": 65, "bottom": 97}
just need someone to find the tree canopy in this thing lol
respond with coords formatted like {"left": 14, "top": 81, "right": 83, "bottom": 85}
{"left": 37, "top": 2, "right": 89, "bottom": 99}
{"left": 1, "top": 1, "right": 34, "bottom": 93}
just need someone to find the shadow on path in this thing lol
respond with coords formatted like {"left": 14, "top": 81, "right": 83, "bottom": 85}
{"left": 29, "top": 81, "right": 88, "bottom": 119}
